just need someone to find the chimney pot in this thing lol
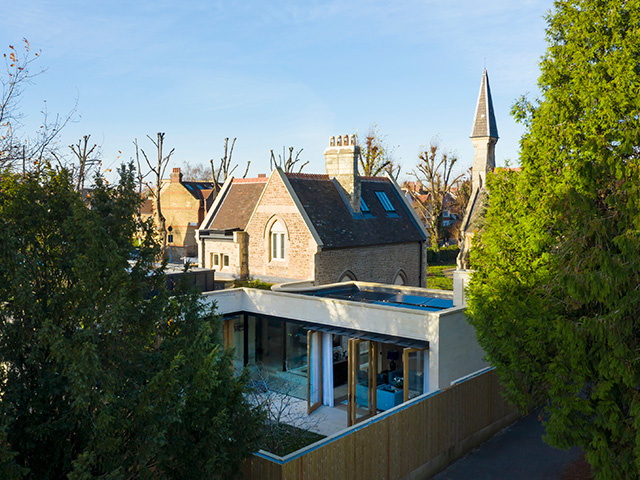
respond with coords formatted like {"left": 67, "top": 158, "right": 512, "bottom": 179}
{"left": 258, "top": 173, "right": 266, "bottom": 178}
{"left": 323, "top": 132, "right": 361, "bottom": 213}
{"left": 170, "top": 167, "right": 183, "bottom": 183}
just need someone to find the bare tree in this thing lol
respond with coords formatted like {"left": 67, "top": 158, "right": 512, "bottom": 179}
{"left": 412, "top": 139, "right": 465, "bottom": 250}
{"left": 436, "top": 167, "right": 472, "bottom": 246}
{"left": 210, "top": 137, "right": 250, "bottom": 191}
{"left": 69, "top": 134, "right": 99, "bottom": 192}
{"left": 358, "top": 123, "right": 401, "bottom": 179}
{"left": 248, "top": 367, "right": 323, "bottom": 456}
{"left": 179, "top": 161, "right": 213, "bottom": 181}
{"left": 269, "top": 146, "right": 308, "bottom": 173}
{"left": 1, "top": 39, "right": 75, "bottom": 171}
{"left": 138, "top": 132, "right": 175, "bottom": 256}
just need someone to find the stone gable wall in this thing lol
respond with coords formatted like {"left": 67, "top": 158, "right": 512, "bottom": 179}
{"left": 315, "top": 242, "right": 426, "bottom": 287}
{"left": 244, "top": 173, "right": 317, "bottom": 282}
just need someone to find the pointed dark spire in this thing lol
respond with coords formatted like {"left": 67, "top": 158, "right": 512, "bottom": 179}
{"left": 471, "top": 69, "right": 499, "bottom": 139}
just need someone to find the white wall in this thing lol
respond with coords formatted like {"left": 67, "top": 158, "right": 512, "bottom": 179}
{"left": 202, "top": 288, "right": 486, "bottom": 393}
{"left": 437, "top": 307, "right": 489, "bottom": 387}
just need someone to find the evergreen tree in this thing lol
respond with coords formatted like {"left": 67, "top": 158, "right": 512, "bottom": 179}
{"left": 0, "top": 163, "right": 263, "bottom": 479}
{"left": 467, "top": 1, "right": 640, "bottom": 477}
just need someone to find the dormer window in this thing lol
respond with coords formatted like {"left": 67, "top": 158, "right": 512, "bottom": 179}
{"left": 375, "top": 191, "right": 395, "bottom": 212}
{"left": 360, "top": 198, "right": 370, "bottom": 213}
{"left": 270, "top": 220, "right": 286, "bottom": 260}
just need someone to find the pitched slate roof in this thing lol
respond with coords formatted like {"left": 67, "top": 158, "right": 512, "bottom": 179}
{"left": 471, "top": 69, "right": 499, "bottom": 139}
{"left": 181, "top": 181, "right": 217, "bottom": 201}
{"left": 285, "top": 173, "right": 425, "bottom": 249}
{"left": 203, "top": 177, "right": 267, "bottom": 231}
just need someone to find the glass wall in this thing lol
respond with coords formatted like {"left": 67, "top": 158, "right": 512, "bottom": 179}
{"left": 405, "top": 348, "right": 428, "bottom": 400}
{"left": 227, "top": 314, "right": 309, "bottom": 399}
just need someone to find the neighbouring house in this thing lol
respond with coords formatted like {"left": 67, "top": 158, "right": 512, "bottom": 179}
{"left": 141, "top": 167, "right": 217, "bottom": 261}
{"left": 196, "top": 135, "right": 428, "bottom": 286}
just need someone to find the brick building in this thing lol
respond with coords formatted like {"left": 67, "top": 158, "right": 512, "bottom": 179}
{"left": 196, "top": 135, "right": 428, "bottom": 285}
{"left": 141, "top": 168, "right": 217, "bottom": 260}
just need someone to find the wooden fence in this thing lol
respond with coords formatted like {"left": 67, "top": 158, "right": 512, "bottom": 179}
{"left": 242, "top": 368, "right": 519, "bottom": 480}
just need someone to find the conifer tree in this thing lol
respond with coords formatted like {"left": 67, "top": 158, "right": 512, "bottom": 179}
{"left": 467, "top": 1, "right": 640, "bottom": 477}
{"left": 0, "top": 163, "right": 263, "bottom": 479}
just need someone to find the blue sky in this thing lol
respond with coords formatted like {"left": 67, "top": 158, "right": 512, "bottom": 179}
{"left": 3, "top": 0, "right": 551, "bottom": 182}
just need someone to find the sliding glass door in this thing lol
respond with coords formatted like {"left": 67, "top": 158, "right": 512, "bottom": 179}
{"left": 403, "top": 348, "right": 428, "bottom": 402}
{"left": 347, "top": 339, "right": 377, "bottom": 426}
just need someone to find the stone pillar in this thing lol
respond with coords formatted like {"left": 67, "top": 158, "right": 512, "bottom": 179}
{"left": 234, "top": 231, "right": 249, "bottom": 280}
{"left": 453, "top": 269, "right": 472, "bottom": 307}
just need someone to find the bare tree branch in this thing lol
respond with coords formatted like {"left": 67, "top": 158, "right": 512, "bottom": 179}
{"left": 413, "top": 138, "right": 465, "bottom": 250}
{"left": 69, "top": 134, "right": 99, "bottom": 192}
{"left": 270, "top": 146, "right": 308, "bottom": 173}
{"left": 139, "top": 132, "right": 174, "bottom": 258}
{"left": 210, "top": 137, "right": 249, "bottom": 190}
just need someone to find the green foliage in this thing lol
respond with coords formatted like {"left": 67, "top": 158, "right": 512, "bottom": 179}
{"left": 0, "top": 164, "right": 263, "bottom": 479}
{"left": 467, "top": 1, "right": 640, "bottom": 478}
{"left": 262, "top": 424, "right": 325, "bottom": 457}
{"left": 427, "top": 245, "right": 460, "bottom": 265}
{"left": 233, "top": 279, "right": 273, "bottom": 290}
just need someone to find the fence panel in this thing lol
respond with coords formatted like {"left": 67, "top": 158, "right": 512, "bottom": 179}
{"left": 242, "top": 369, "right": 519, "bottom": 480}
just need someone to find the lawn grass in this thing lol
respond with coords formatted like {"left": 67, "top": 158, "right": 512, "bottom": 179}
{"left": 426, "top": 263, "right": 456, "bottom": 290}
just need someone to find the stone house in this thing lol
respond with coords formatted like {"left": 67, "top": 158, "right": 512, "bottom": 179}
{"left": 141, "top": 167, "right": 217, "bottom": 260}
{"left": 196, "top": 136, "right": 428, "bottom": 286}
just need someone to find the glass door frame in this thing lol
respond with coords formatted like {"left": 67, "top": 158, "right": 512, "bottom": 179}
{"left": 403, "top": 347, "right": 429, "bottom": 402}
{"left": 307, "top": 330, "right": 323, "bottom": 414}
{"left": 347, "top": 338, "right": 378, "bottom": 427}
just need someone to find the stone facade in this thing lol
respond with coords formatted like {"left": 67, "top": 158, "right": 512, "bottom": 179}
{"left": 315, "top": 242, "right": 427, "bottom": 287}
{"left": 244, "top": 172, "right": 317, "bottom": 282}
{"left": 197, "top": 138, "right": 428, "bottom": 285}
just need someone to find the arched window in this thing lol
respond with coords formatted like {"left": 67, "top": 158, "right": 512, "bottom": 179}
{"left": 393, "top": 270, "right": 407, "bottom": 286}
{"left": 270, "top": 220, "right": 286, "bottom": 260}
{"left": 338, "top": 270, "right": 357, "bottom": 283}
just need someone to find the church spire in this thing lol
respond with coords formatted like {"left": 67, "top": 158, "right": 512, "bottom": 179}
{"left": 471, "top": 69, "right": 499, "bottom": 140}
{"left": 469, "top": 69, "right": 499, "bottom": 192}
{"left": 456, "top": 69, "right": 499, "bottom": 272}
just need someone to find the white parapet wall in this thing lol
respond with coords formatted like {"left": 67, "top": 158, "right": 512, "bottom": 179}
{"left": 202, "top": 286, "right": 487, "bottom": 393}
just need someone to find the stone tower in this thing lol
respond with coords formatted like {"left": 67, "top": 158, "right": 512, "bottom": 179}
{"left": 470, "top": 69, "right": 499, "bottom": 191}
{"left": 456, "top": 69, "right": 499, "bottom": 272}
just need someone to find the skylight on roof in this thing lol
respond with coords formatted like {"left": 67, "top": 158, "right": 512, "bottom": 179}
{"left": 375, "top": 191, "right": 395, "bottom": 212}
{"left": 360, "top": 198, "right": 370, "bottom": 213}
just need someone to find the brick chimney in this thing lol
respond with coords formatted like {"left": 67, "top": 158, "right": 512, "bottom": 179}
{"left": 170, "top": 167, "right": 183, "bottom": 183}
{"left": 324, "top": 134, "right": 361, "bottom": 213}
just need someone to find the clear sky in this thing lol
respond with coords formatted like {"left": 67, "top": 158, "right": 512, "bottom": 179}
{"left": 2, "top": 0, "right": 552, "bottom": 183}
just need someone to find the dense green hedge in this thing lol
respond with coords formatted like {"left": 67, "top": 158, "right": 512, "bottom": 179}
{"left": 426, "top": 245, "right": 459, "bottom": 265}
